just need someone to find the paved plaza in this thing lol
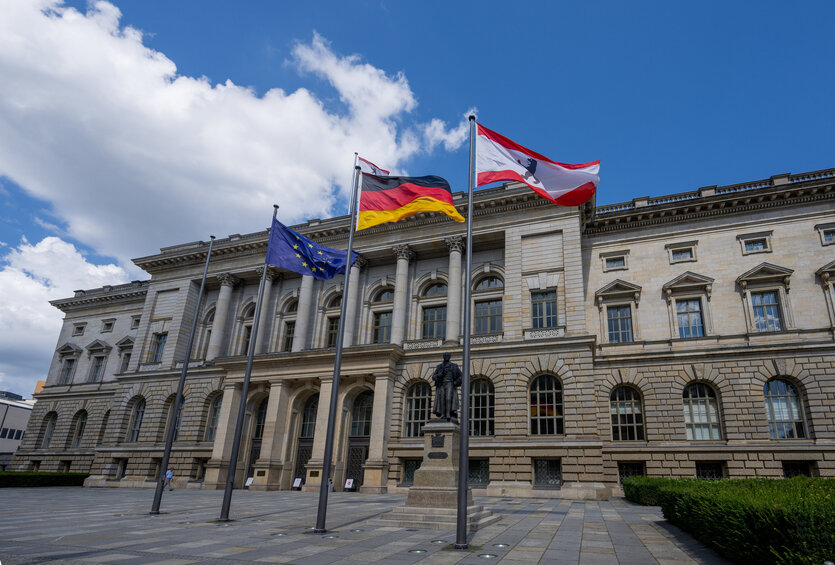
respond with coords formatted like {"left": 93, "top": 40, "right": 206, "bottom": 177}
{"left": 0, "top": 488, "right": 728, "bottom": 565}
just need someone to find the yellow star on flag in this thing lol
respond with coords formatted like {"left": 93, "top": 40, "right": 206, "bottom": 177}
{"left": 317, "top": 251, "right": 323, "bottom": 255}
{"left": 295, "top": 253, "right": 301, "bottom": 258}
{"left": 308, "top": 243, "right": 313, "bottom": 248}
{"left": 293, "top": 244, "right": 298, "bottom": 249}
{"left": 301, "top": 262, "right": 307, "bottom": 267}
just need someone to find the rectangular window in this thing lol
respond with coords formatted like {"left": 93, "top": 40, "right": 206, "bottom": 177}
{"left": 101, "top": 320, "right": 114, "bottom": 332}
{"left": 372, "top": 311, "right": 392, "bottom": 344}
{"left": 671, "top": 249, "right": 692, "bottom": 261}
{"left": 326, "top": 317, "right": 339, "bottom": 348}
{"left": 607, "top": 305, "right": 633, "bottom": 343}
{"left": 824, "top": 230, "right": 835, "bottom": 243}
{"left": 14, "top": 429, "right": 23, "bottom": 440}
{"left": 60, "top": 358, "right": 76, "bottom": 384}
{"left": 89, "top": 355, "right": 105, "bottom": 382}
{"left": 402, "top": 459, "right": 422, "bottom": 485}
{"left": 119, "top": 352, "right": 131, "bottom": 373}
{"left": 242, "top": 325, "right": 252, "bottom": 354}
{"left": 422, "top": 306, "right": 446, "bottom": 339}
{"left": 617, "top": 462, "right": 645, "bottom": 485}
{"left": 744, "top": 239, "right": 767, "bottom": 252}
{"left": 782, "top": 461, "right": 814, "bottom": 478}
{"left": 151, "top": 332, "right": 167, "bottom": 363}
{"left": 131, "top": 316, "right": 141, "bottom": 329}
{"left": 468, "top": 459, "right": 490, "bottom": 486}
{"left": 751, "top": 291, "right": 782, "bottom": 332}
{"left": 605, "top": 256, "right": 625, "bottom": 269}
{"left": 282, "top": 320, "right": 295, "bottom": 352}
{"left": 72, "top": 323, "right": 86, "bottom": 336}
{"left": 533, "top": 459, "right": 561, "bottom": 488}
{"left": 474, "top": 299, "right": 502, "bottom": 334}
{"left": 531, "top": 291, "right": 557, "bottom": 329}
{"left": 695, "top": 462, "right": 725, "bottom": 480}
{"left": 676, "top": 299, "right": 704, "bottom": 338}
{"left": 0, "top": 428, "right": 7, "bottom": 439}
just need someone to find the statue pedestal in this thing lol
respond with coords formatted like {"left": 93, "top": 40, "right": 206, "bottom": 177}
{"left": 374, "top": 420, "right": 499, "bottom": 531}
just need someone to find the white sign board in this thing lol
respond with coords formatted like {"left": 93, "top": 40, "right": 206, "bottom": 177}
{"left": 245, "top": 477, "right": 254, "bottom": 487}
{"left": 293, "top": 477, "right": 302, "bottom": 488}
{"left": 344, "top": 478, "right": 354, "bottom": 489}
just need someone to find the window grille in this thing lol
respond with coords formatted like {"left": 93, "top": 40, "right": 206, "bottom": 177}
{"left": 695, "top": 462, "right": 724, "bottom": 480}
{"left": 610, "top": 386, "right": 644, "bottom": 441}
{"left": 469, "top": 459, "right": 490, "bottom": 485}
{"left": 763, "top": 379, "right": 805, "bottom": 439}
{"left": 350, "top": 391, "right": 374, "bottom": 437}
{"left": 470, "top": 379, "right": 495, "bottom": 436}
{"left": 404, "top": 382, "right": 431, "bottom": 437}
{"left": 617, "top": 462, "right": 645, "bottom": 484}
{"left": 533, "top": 459, "right": 561, "bottom": 487}
{"left": 782, "top": 461, "right": 813, "bottom": 478}
{"left": 683, "top": 383, "right": 722, "bottom": 440}
{"left": 530, "top": 375, "right": 563, "bottom": 435}
{"left": 300, "top": 395, "right": 318, "bottom": 438}
{"left": 402, "top": 459, "right": 421, "bottom": 484}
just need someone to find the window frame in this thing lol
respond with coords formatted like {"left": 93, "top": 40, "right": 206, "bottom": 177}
{"left": 127, "top": 398, "right": 146, "bottom": 443}
{"left": 69, "top": 411, "right": 88, "bottom": 448}
{"left": 403, "top": 381, "right": 432, "bottom": 438}
{"left": 470, "top": 378, "right": 495, "bottom": 437}
{"left": 606, "top": 304, "right": 634, "bottom": 344}
{"left": 418, "top": 282, "right": 448, "bottom": 341}
{"left": 737, "top": 231, "right": 773, "bottom": 255}
{"left": 529, "top": 374, "right": 564, "bottom": 436}
{"left": 72, "top": 323, "right": 87, "bottom": 337}
{"left": 88, "top": 354, "right": 107, "bottom": 383}
{"left": 683, "top": 382, "right": 723, "bottom": 441}
{"left": 595, "top": 280, "right": 642, "bottom": 345}
{"left": 204, "top": 394, "right": 223, "bottom": 442}
{"left": 472, "top": 275, "right": 504, "bottom": 336}
{"left": 530, "top": 289, "right": 558, "bottom": 330}
{"left": 59, "top": 357, "right": 77, "bottom": 385}
{"left": 610, "top": 386, "right": 644, "bottom": 441}
{"left": 737, "top": 263, "right": 795, "bottom": 334}
{"left": 763, "top": 378, "right": 807, "bottom": 440}
{"left": 41, "top": 413, "right": 57, "bottom": 448}
{"left": 665, "top": 240, "right": 698, "bottom": 264}
{"left": 815, "top": 222, "right": 835, "bottom": 246}
{"left": 150, "top": 333, "right": 167, "bottom": 364}
{"left": 600, "top": 250, "right": 629, "bottom": 272}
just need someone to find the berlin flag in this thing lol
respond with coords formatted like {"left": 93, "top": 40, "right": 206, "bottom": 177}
{"left": 476, "top": 124, "right": 599, "bottom": 206}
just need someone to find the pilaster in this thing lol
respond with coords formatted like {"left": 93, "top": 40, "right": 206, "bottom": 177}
{"left": 390, "top": 245, "right": 414, "bottom": 345}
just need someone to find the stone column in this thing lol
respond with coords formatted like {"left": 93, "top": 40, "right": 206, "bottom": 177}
{"left": 343, "top": 256, "right": 366, "bottom": 347}
{"left": 302, "top": 377, "right": 333, "bottom": 491}
{"left": 444, "top": 236, "right": 464, "bottom": 344}
{"left": 203, "top": 383, "right": 241, "bottom": 489}
{"left": 251, "top": 381, "right": 289, "bottom": 490}
{"left": 254, "top": 268, "right": 280, "bottom": 354}
{"left": 206, "top": 273, "right": 238, "bottom": 360}
{"left": 292, "top": 275, "right": 314, "bottom": 352}
{"left": 390, "top": 245, "right": 414, "bottom": 345}
{"left": 361, "top": 373, "right": 393, "bottom": 493}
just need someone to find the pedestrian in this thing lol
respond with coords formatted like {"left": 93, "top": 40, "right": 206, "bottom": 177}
{"left": 327, "top": 478, "right": 333, "bottom": 493}
{"left": 164, "top": 468, "right": 174, "bottom": 491}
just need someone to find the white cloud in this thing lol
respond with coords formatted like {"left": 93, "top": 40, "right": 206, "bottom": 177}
{"left": 0, "top": 1, "right": 452, "bottom": 267}
{"left": 422, "top": 108, "right": 477, "bottom": 152}
{"left": 0, "top": 236, "right": 128, "bottom": 395}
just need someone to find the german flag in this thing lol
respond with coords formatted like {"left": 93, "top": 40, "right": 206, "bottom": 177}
{"left": 358, "top": 174, "right": 465, "bottom": 230}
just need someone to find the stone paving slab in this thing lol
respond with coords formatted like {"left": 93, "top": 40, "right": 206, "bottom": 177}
{"left": 0, "top": 487, "right": 730, "bottom": 564}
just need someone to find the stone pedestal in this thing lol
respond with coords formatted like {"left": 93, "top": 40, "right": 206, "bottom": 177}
{"left": 374, "top": 420, "right": 499, "bottom": 531}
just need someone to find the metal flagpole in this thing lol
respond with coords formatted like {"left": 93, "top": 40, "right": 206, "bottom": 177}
{"left": 219, "top": 205, "right": 279, "bottom": 522}
{"left": 455, "top": 115, "right": 477, "bottom": 549}
{"left": 314, "top": 153, "right": 360, "bottom": 533}
{"left": 151, "top": 235, "right": 215, "bottom": 515}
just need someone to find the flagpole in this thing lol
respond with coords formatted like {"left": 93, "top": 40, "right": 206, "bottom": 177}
{"left": 314, "top": 153, "right": 360, "bottom": 533}
{"left": 150, "top": 236, "right": 215, "bottom": 514}
{"left": 219, "top": 205, "right": 278, "bottom": 522}
{"left": 455, "top": 115, "right": 477, "bottom": 549}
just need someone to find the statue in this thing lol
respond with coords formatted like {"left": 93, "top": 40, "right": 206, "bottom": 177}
{"left": 431, "top": 352, "right": 462, "bottom": 421}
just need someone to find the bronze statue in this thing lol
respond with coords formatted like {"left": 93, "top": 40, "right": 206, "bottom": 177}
{"left": 432, "top": 352, "right": 462, "bottom": 421}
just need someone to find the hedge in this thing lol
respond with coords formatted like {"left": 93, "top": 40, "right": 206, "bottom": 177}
{"left": 622, "top": 476, "right": 835, "bottom": 565}
{"left": 0, "top": 471, "right": 89, "bottom": 487}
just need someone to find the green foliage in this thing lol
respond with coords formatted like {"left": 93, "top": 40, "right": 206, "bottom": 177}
{"left": 623, "top": 476, "right": 835, "bottom": 564}
{"left": 0, "top": 471, "right": 89, "bottom": 487}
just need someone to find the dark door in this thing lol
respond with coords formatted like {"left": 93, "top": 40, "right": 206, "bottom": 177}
{"left": 294, "top": 438, "right": 313, "bottom": 484}
{"left": 345, "top": 438, "right": 369, "bottom": 489}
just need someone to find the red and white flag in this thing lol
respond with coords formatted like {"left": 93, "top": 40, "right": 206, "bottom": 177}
{"left": 476, "top": 124, "right": 599, "bottom": 206}
{"left": 358, "top": 156, "right": 390, "bottom": 176}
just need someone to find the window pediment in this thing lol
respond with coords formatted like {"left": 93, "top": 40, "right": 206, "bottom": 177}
{"left": 663, "top": 271, "right": 714, "bottom": 299}
{"left": 115, "top": 336, "right": 135, "bottom": 349}
{"left": 595, "top": 279, "right": 642, "bottom": 304}
{"left": 56, "top": 342, "right": 82, "bottom": 356}
{"left": 85, "top": 339, "right": 112, "bottom": 354}
{"left": 816, "top": 260, "right": 835, "bottom": 284}
{"left": 736, "top": 262, "right": 793, "bottom": 290}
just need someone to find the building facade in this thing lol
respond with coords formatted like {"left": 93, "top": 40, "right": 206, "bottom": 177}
{"left": 12, "top": 168, "right": 835, "bottom": 498}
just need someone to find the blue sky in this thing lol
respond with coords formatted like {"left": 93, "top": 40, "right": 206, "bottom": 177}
{"left": 0, "top": 0, "right": 833, "bottom": 394}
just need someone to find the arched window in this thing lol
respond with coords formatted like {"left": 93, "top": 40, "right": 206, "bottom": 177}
{"left": 470, "top": 379, "right": 494, "bottom": 436}
{"left": 610, "top": 386, "right": 644, "bottom": 441}
{"left": 404, "top": 382, "right": 432, "bottom": 437}
{"left": 530, "top": 375, "right": 563, "bottom": 435}
{"left": 475, "top": 276, "right": 503, "bottom": 291}
{"left": 68, "top": 410, "right": 88, "bottom": 448}
{"left": 252, "top": 398, "right": 268, "bottom": 440}
{"left": 421, "top": 283, "right": 447, "bottom": 339}
{"left": 350, "top": 390, "right": 374, "bottom": 437}
{"left": 204, "top": 394, "right": 223, "bottom": 442}
{"left": 371, "top": 288, "right": 394, "bottom": 344}
{"left": 127, "top": 398, "right": 145, "bottom": 442}
{"left": 240, "top": 303, "right": 255, "bottom": 355}
{"left": 683, "top": 383, "right": 722, "bottom": 440}
{"left": 41, "top": 412, "right": 57, "bottom": 448}
{"left": 327, "top": 294, "right": 343, "bottom": 308}
{"left": 763, "top": 379, "right": 806, "bottom": 439}
{"left": 97, "top": 410, "right": 110, "bottom": 446}
{"left": 300, "top": 395, "right": 318, "bottom": 438}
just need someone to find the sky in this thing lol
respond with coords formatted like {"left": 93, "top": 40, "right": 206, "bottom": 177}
{"left": 1, "top": 0, "right": 833, "bottom": 396}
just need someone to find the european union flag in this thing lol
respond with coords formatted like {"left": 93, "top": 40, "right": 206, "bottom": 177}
{"left": 266, "top": 219, "right": 358, "bottom": 280}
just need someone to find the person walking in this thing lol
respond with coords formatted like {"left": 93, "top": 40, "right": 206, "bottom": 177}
{"left": 164, "top": 468, "right": 174, "bottom": 491}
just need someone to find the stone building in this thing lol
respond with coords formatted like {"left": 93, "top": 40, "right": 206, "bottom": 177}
{"left": 12, "top": 167, "right": 835, "bottom": 498}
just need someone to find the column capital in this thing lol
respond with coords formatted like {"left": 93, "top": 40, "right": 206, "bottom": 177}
{"left": 255, "top": 266, "right": 282, "bottom": 281}
{"left": 393, "top": 244, "right": 415, "bottom": 262}
{"left": 353, "top": 255, "right": 368, "bottom": 270}
{"left": 444, "top": 235, "right": 465, "bottom": 254}
{"left": 216, "top": 273, "right": 239, "bottom": 288}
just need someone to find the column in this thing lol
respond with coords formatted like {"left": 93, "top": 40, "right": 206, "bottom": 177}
{"left": 292, "top": 275, "right": 314, "bottom": 352}
{"left": 302, "top": 377, "right": 333, "bottom": 491}
{"left": 254, "top": 268, "right": 280, "bottom": 354}
{"left": 444, "top": 236, "right": 464, "bottom": 344}
{"left": 251, "top": 381, "right": 290, "bottom": 490}
{"left": 206, "top": 273, "right": 237, "bottom": 360}
{"left": 361, "top": 373, "right": 393, "bottom": 493}
{"left": 203, "top": 382, "right": 241, "bottom": 489}
{"left": 343, "top": 256, "right": 366, "bottom": 347}
{"left": 390, "top": 245, "right": 414, "bottom": 345}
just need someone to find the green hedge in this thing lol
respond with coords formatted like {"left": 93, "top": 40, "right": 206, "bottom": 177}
{"left": 622, "top": 476, "right": 835, "bottom": 565}
{"left": 0, "top": 471, "right": 89, "bottom": 487}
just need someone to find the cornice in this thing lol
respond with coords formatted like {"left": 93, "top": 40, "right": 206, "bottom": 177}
{"left": 50, "top": 281, "right": 149, "bottom": 312}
